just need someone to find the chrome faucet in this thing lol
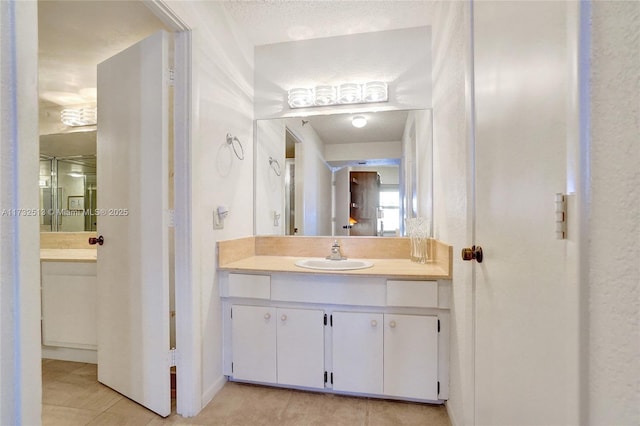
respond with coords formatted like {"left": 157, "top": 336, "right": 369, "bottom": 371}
{"left": 326, "top": 240, "right": 345, "bottom": 260}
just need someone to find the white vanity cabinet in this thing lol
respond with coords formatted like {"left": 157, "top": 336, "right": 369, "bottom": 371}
{"left": 384, "top": 314, "right": 439, "bottom": 400}
{"left": 331, "top": 312, "right": 439, "bottom": 400}
{"left": 231, "top": 304, "right": 325, "bottom": 389}
{"left": 41, "top": 261, "right": 97, "bottom": 350}
{"left": 332, "top": 311, "right": 384, "bottom": 394}
{"left": 221, "top": 271, "right": 450, "bottom": 403}
{"left": 231, "top": 305, "right": 277, "bottom": 383}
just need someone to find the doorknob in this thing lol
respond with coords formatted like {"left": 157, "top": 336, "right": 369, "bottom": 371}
{"left": 461, "top": 245, "right": 483, "bottom": 263}
{"left": 88, "top": 235, "right": 104, "bottom": 246}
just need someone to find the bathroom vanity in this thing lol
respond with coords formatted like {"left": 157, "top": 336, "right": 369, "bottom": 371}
{"left": 40, "top": 233, "right": 98, "bottom": 363}
{"left": 218, "top": 236, "right": 452, "bottom": 404}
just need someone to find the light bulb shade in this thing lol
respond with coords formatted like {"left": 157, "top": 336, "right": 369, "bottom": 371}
{"left": 313, "top": 85, "right": 336, "bottom": 106}
{"left": 337, "top": 83, "right": 362, "bottom": 104}
{"left": 61, "top": 107, "right": 97, "bottom": 127}
{"left": 363, "top": 81, "right": 388, "bottom": 102}
{"left": 288, "top": 88, "right": 314, "bottom": 108}
{"left": 352, "top": 116, "right": 367, "bottom": 128}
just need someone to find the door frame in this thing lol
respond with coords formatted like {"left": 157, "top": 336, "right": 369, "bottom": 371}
{"left": 5, "top": 0, "right": 200, "bottom": 420}
{"left": 142, "top": 1, "right": 199, "bottom": 417}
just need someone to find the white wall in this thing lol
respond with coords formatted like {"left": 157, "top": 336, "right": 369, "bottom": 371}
{"left": 255, "top": 27, "right": 432, "bottom": 119}
{"left": 0, "top": 1, "right": 42, "bottom": 425}
{"left": 163, "top": 0, "right": 255, "bottom": 408}
{"left": 588, "top": 2, "right": 640, "bottom": 424}
{"left": 430, "top": 2, "right": 474, "bottom": 425}
{"left": 286, "top": 119, "right": 332, "bottom": 236}
{"left": 255, "top": 119, "right": 285, "bottom": 235}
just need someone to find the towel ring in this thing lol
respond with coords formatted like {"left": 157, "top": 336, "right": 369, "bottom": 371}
{"left": 269, "top": 157, "right": 282, "bottom": 176}
{"left": 226, "top": 133, "right": 244, "bottom": 160}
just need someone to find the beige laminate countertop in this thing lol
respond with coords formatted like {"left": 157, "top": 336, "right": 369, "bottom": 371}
{"left": 40, "top": 249, "right": 97, "bottom": 262}
{"left": 219, "top": 255, "right": 450, "bottom": 280}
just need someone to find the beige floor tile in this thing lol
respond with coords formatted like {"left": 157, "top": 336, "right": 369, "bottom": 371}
{"left": 43, "top": 378, "right": 123, "bottom": 412}
{"left": 86, "top": 398, "right": 160, "bottom": 426}
{"left": 366, "top": 399, "right": 450, "bottom": 426}
{"left": 193, "top": 382, "right": 293, "bottom": 425}
{"left": 280, "top": 390, "right": 368, "bottom": 426}
{"left": 42, "top": 361, "right": 451, "bottom": 426}
{"left": 42, "top": 404, "right": 101, "bottom": 426}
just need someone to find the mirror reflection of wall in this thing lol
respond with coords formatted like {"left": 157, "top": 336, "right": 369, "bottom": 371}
{"left": 254, "top": 109, "right": 432, "bottom": 237}
{"left": 39, "top": 131, "right": 97, "bottom": 232}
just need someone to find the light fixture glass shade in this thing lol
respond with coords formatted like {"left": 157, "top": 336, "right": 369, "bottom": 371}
{"left": 363, "top": 81, "right": 388, "bottom": 102}
{"left": 338, "top": 83, "right": 362, "bottom": 104}
{"left": 351, "top": 116, "right": 367, "bottom": 128}
{"left": 61, "top": 107, "right": 97, "bottom": 127}
{"left": 288, "top": 88, "right": 314, "bottom": 108}
{"left": 314, "top": 85, "right": 336, "bottom": 106}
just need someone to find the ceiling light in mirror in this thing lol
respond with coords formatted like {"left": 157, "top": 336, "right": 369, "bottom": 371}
{"left": 314, "top": 85, "right": 336, "bottom": 106}
{"left": 61, "top": 107, "right": 97, "bottom": 127}
{"left": 288, "top": 88, "right": 314, "bottom": 108}
{"left": 351, "top": 116, "right": 367, "bottom": 128}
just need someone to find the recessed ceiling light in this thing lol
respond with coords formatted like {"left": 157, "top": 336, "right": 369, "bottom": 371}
{"left": 352, "top": 116, "right": 367, "bottom": 128}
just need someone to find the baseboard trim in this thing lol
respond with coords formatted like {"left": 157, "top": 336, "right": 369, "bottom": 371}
{"left": 42, "top": 346, "right": 97, "bottom": 364}
{"left": 202, "top": 375, "right": 228, "bottom": 407}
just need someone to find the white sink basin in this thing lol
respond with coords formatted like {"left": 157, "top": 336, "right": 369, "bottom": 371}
{"left": 294, "top": 258, "right": 374, "bottom": 271}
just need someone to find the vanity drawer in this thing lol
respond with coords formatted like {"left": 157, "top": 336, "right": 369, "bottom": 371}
{"left": 228, "top": 273, "right": 271, "bottom": 300}
{"left": 386, "top": 280, "right": 438, "bottom": 308}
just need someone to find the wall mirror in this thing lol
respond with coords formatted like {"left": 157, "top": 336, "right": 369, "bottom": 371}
{"left": 39, "top": 130, "right": 97, "bottom": 232}
{"left": 254, "top": 109, "right": 433, "bottom": 237}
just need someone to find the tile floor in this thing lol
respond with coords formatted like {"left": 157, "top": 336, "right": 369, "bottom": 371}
{"left": 43, "top": 359, "right": 451, "bottom": 426}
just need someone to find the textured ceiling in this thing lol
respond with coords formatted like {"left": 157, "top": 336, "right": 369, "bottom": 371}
{"left": 38, "top": 1, "right": 431, "bottom": 138}
{"left": 223, "top": 1, "right": 433, "bottom": 46}
{"left": 305, "top": 110, "right": 410, "bottom": 145}
{"left": 38, "top": 0, "right": 168, "bottom": 109}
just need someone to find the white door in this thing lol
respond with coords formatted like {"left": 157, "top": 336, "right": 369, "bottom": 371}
{"left": 332, "top": 311, "right": 383, "bottom": 394}
{"left": 231, "top": 305, "right": 277, "bottom": 383}
{"left": 334, "top": 167, "right": 350, "bottom": 236}
{"left": 473, "top": 2, "right": 577, "bottom": 424}
{"left": 96, "top": 30, "right": 171, "bottom": 417}
{"left": 276, "top": 307, "right": 325, "bottom": 389}
{"left": 384, "top": 314, "right": 438, "bottom": 400}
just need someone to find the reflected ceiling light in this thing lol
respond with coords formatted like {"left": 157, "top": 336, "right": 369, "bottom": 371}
{"left": 287, "top": 81, "right": 388, "bottom": 109}
{"left": 351, "top": 116, "right": 367, "bottom": 128}
{"left": 61, "top": 107, "right": 97, "bottom": 127}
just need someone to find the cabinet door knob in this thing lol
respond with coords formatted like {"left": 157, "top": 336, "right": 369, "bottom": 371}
{"left": 371, "top": 320, "right": 378, "bottom": 327}
{"left": 281, "top": 314, "right": 287, "bottom": 321}
{"left": 264, "top": 313, "right": 271, "bottom": 320}
{"left": 389, "top": 320, "right": 397, "bottom": 328}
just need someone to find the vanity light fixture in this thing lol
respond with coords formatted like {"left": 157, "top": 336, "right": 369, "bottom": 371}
{"left": 314, "top": 85, "right": 336, "bottom": 106}
{"left": 287, "top": 81, "right": 388, "bottom": 109}
{"left": 60, "top": 107, "right": 97, "bottom": 127}
{"left": 287, "top": 88, "right": 314, "bottom": 108}
{"left": 337, "top": 83, "right": 362, "bottom": 104}
{"left": 351, "top": 116, "right": 367, "bottom": 128}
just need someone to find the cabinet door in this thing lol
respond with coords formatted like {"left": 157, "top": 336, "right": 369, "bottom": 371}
{"left": 276, "top": 307, "right": 325, "bottom": 389}
{"left": 332, "top": 311, "right": 383, "bottom": 394}
{"left": 231, "top": 305, "right": 277, "bottom": 383}
{"left": 41, "top": 261, "right": 97, "bottom": 349}
{"left": 384, "top": 314, "right": 439, "bottom": 400}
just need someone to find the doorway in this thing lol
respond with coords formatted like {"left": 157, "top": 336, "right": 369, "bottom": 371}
{"left": 37, "top": 0, "right": 193, "bottom": 418}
